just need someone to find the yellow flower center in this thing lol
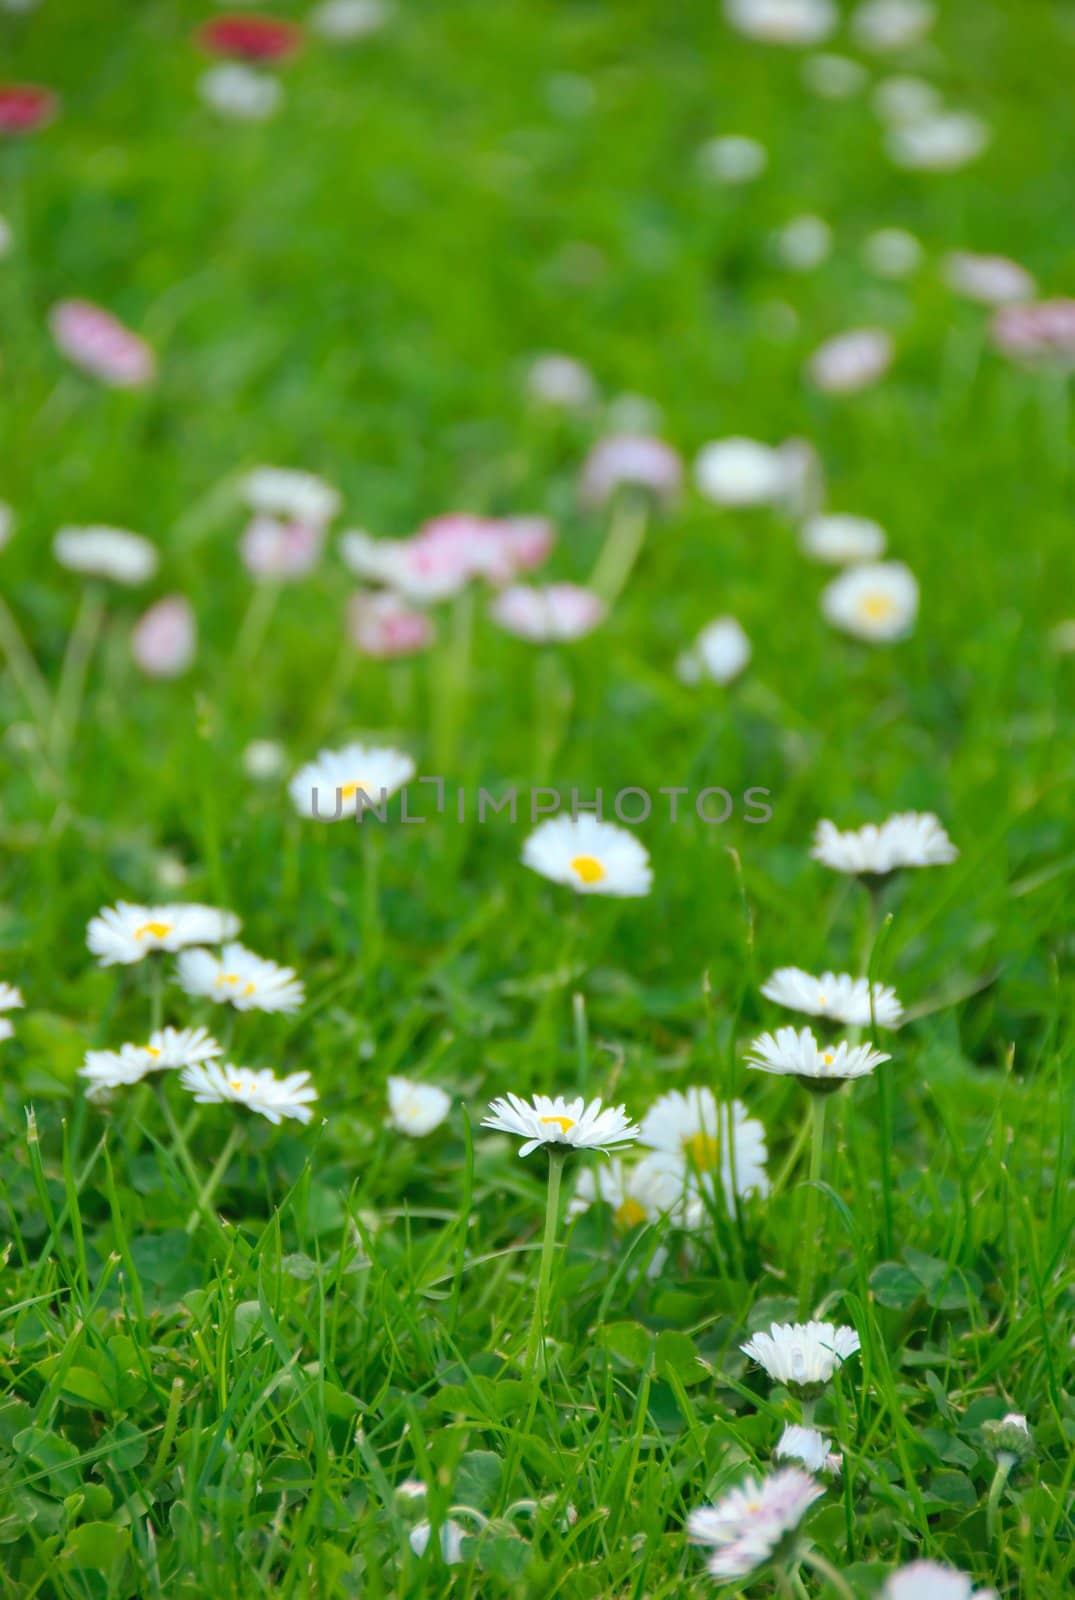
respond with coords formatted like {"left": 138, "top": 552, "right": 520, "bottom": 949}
{"left": 822, "top": 1051, "right": 835, "bottom": 1065}
{"left": 859, "top": 593, "right": 896, "bottom": 621}
{"left": 540, "top": 1115, "right": 576, "bottom": 1134}
{"left": 615, "top": 1197, "right": 648, "bottom": 1229}
{"left": 340, "top": 780, "right": 371, "bottom": 800}
{"left": 570, "top": 854, "right": 606, "bottom": 885}
{"left": 145, "top": 1046, "right": 161, "bottom": 1059}
{"left": 216, "top": 973, "right": 240, "bottom": 985}
{"left": 135, "top": 921, "right": 171, "bottom": 941}
{"left": 683, "top": 1131, "right": 720, "bottom": 1170}
{"left": 230, "top": 1079, "right": 245, "bottom": 1092}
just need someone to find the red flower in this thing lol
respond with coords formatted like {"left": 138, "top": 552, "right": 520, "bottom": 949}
{"left": 0, "top": 83, "right": 58, "bottom": 136}
{"left": 195, "top": 14, "right": 303, "bottom": 63}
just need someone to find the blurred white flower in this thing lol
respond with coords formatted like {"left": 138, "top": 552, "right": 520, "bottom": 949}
{"left": 489, "top": 583, "right": 606, "bottom": 642}
{"left": 81, "top": 1027, "right": 222, "bottom": 1096}
{"left": 741, "top": 1320, "right": 861, "bottom": 1389}
{"left": 688, "top": 1468, "right": 824, "bottom": 1581}
{"left": 761, "top": 967, "right": 903, "bottom": 1027}
{"left": 872, "top": 73, "right": 941, "bottom": 125}
{"left": 243, "top": 739, "right": 288, "bottom": 780}
{"left": 482, "top": 1092, "right": 639, "bottom": 1158}
{"left": 887, "top": 111, "right": 989, "bottom": 171}
{"left": 526, "top": 352, "right": 595, "bottom": 409}
{"left": 87, "top": 902, "right": 239, "bottom": 966}
{"left": 199, "top": 64, "right": 281, "bottom": 121}
{"left": 177, "top": 942, "right": 305, "bottom": 1013}
{"left": 242, "top": 468, "right": 340, "bottom": 526}
{"left": 821, "top": 559, "right": 918, "bottom": 641}
{"left": 387, "top": 1077, "right": 452, "bottom": 1137}
{"left": 852, "top": 0, "right": 934, "bottom": 51}
{"left": 812, "top": 812, "right": 958, "bottom": 874}
{"left": 724, "top": 0, "right": 837, "bottom": 46}
{"left": 694, "top": 437, "right": 791, "bottom": 507}
{"left": 1050, "top": 619, "right": 1075, "bottom": 654}
{"left": 49, "top": 299, "right": 155, "bottom": 387}
{"left": 800, "top": 513, "right": 887, "bottom": 564}
{"left": 746, "top": 1025, "right": 890, "bottom": 1085}
{"left": 883, "top": 1563, "right": 996, "bottom": 1600}
{"left": 942, "top": 251, "right": 1035, "bottom": 306}
{"left": 341, "top": 529, "right": 470, "bottom": 602}
{"left": 677, "top": 616, "right": 751, "bottom": 686}
{"left": 131, "top": 596, "right": 196, "bottom": 678}
{"left": 774, "top": 214, "right": 832, "bottom": 271}
{"left": 807, "top": 328, "right": 893, "bottom": 393}
{"left": 567, "top": 1152, "right": 690, "bottom": 1227}
{"left": 801, "top": 54, "right": 868, "bottom": 99}
{"left": 774, "top": 1424, "right": 842, "bottom": 1475}
{"left": 408, "top": 1520, "right": 467, "bottom": 1564}
{"left": 54, "top": 527, "right": 159, "bottom": 586}
{"left": 181, "top": 1061, "right": 318, "bottom": 1124}
{"left": 309, "top": 0, "right": 391, "bottom": 40}
{"left": 579, "top": 435, "right": 683, "bottom": 508}
{"left": 240, "top": 516, "right": 324, "bottom": 581}
{"left": 697, "top": 134, "right": 768, "bottom": 184}
{"left": 863, "top": 227, "right": 923, "bottom": 278}
{"left": 289, "top": 742, "right": 416, "bottom": 821}
{"left": 348, "top": 591, "right": 435, "bottom": 657}
{"left": 640, "top": 1089, "right": 770, "bottom": 1207}
{"left": 0, "top": 983, "right": 23, "bottom": 1013}
{"left": 991, "top": 299, "right": 1075, "bottom": 366}
{"left": 522, "top": 815, "right": 652, "bottom": 897}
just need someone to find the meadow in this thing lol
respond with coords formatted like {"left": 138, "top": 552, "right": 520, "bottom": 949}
{"left": 1, "top": 1, "right": 1074, "bottom": 1595}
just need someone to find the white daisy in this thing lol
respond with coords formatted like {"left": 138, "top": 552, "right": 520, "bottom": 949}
{"left": 821, "top": 560, "right": 918, "bottom": 642}
{"left": 694, "top": 437, "right": 791, "bottom": 507}
{"left": 131, "top": 595, "right": 197, "bottom": 678}
{"left": 799, "top": 514, "right": 887, "bottom": 565}
{"left": 87, "top": 902, "right": 240, "bottom": 966}
{"left": 812, "top": 812, "right": 959, "bottom": 875}
{"left": 982, "top": 1412, "right": 1033, "bottom": 1463}
{"left": 883, "top": 1563, "right": 996, "bottom": 1600}
{"left": 687, "top": 1468, "right": 824, "bottom": 1582}
{"left": 773, "top": 214, "right": 832, "bottom": 272}
{"left": 942, "top": 252, "right": 1035, "bottom": 307}
{"left": 852, "top": 0, "right": 934, "bottom": 51}
{"left": 180, "top": 1061, "right": 318, "bottom": 1125}
{"left": 80, "top": 1027, "right": 222, "bottom": 1096}
{"left": 480, "top": 1092, "right": 638, "bottom": 1158}
{"left": 746, "top": 1025, "right": 890, "bottom": 1086}
{"left": 741, "top": 1320, "right": 861, "bottom": 1390}
{"left": 339, "top": 530, "right": 471, "bottom": 603}
{"left": 677, "top": 616, "right": 751, "bottom": 686}
{"left": 526, "top": 352, "right": 596, "bottom": 409}
{"left": 176, "top": 942, "right": 305, "bottom": 1014}
{"left": 863, "top": 227, "right": 923, "bottom": 280}
{"left": 567, "top": 1151, "right": 695, "bottom": 1228}
{"left": 309, "top": 0, "right": 391, "bottom": 41}
{"left": 872, "top": 73, "right": 941, "bottom": 126}
{"left": 578, "top": 435, "right": 683, "bottom": 508}
{"left": 774, "top": 1424, "right": 842, "bottom": 1476}
{"left": 698, "top": 134, "right": 768, "bottom": 184}
{"left": 408, "top": 1520, "right": 467, "bottom": 1565}
{"left": 761, "top": 968, "right": 903, "bottom": 1027}
{"left": 387, "top": 1077, "right": 453, "bottom": 1137}
{"left": 521, "top": 815, "right": 652, "bottom": 898}
{"left": 489, "top": 583, "right": 606, "bottom": 643}
{"left": 198, "top": 63, "right": 281, "bottom": 121}
{"left": 241, "top": 468, "right": 340, "bottom": 525}
{"left": 348, "top": 591, "right": 435, "bottom": 658}
{"left": 887, "top": 111, "right": 989, "bottom": 172}
{"left": 639, "top": 1090, "right": 770, "bottom": 1206}
{"left": 800, "top": 54, "right": 868, "bottom": 100}
{"left": 723, "top": 0, "right": 837, "bottom": 47}
{"left": 288, "top": 742, "right": 416, "bottom": 822}
{"left": 243, "top": 739, "right": 288, "bottom": 780}
{"left": 0, "top": 982, "right": 24, "bottom": 1013}
{"left": 807, "top": 328, "right": 893, "bottom": 394}
{"left": 53, "top": 526, "right": 158, "bottom": 586}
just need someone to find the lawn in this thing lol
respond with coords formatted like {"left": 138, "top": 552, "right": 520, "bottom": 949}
{"left": 1, "top": 1, "right": 1074, "bottom": 1596}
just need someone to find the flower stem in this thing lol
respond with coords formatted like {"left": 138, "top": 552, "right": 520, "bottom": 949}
{"left": 986, "top": 1455, "right": 1013, "bottom": 1544}
{"left": 799, "top": 1546, "right": 858, "bottom": 1600}
{"left": 0, "top": 594, "right": 52, "bottom": 730}
{"left": 184, "top": 1121, "right": 244, "bottom": 1237}
{"left": 524, "top": 1148, "right": 567, "bottom": 1379}
{"left": 798, "top": 1093, "right": 827, "bottom": 1318}
{"left": 51, "top": 584, "right": 106, "bottom": 769}
{"left": 589, "top": 495, "right": 648, "bottom": 605}
{"left": 148, "top": 958, "right": 164, "bottom": 1035}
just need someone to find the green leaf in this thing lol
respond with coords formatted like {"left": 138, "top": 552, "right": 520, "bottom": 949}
{"left": 599, "top": 1321, "right": 652, "bottom": 1369}
{"left": 61, "top": 1520, "right": 132, "bottom": 1571}
{"left": 454, "top": 1450, "right": 502, "bottom": 1511}
{"left": 870, "top": 1261, "right": 922, "bottom": 1310}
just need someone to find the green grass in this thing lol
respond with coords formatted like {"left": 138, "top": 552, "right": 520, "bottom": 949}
{"left": 2, "top": 0, "right": 1075, "bottom": 1595}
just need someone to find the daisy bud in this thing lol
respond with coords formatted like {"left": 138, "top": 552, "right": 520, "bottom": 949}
{"left": 982, "top": 1412, "right": 1033, "bottom": 1465}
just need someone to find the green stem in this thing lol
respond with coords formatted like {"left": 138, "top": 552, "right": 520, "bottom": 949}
{"left": 799, "top": 1546, "right": 858, "bottom": 1600}
{"left": 0, "top": 593, "right": 53, "bottom": 730}
{"left": 184, "top": 1121, "right": 244, "bottom": 1237}
{"left": 798, "top": 1094, "right": 827, "bottom": 1318}
{"left": 524, "top": 1149, "right": 566, "bottom": 1380}
{"left": 589, "top": 496, "right": 648, "bottom": 605}
{"left": 572, "top": 992, "right": 589, "bottom": 1095}
{"left": 986, "top": 1455, "right": 1013, "bottom": 1544}
{"left": 148, "top": 958, "right": 164, "bottom": 1036}
{"left": 51, "top": 584, "right": 106, "bottom": 768}
{"left": 861, "top": 883, "right": 894, "bottom": 1257}
{"left": 233, "top": 581, "right": 280, "bottom": 669}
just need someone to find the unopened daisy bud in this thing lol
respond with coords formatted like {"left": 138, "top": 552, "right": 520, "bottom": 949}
{"left": 394, "top": 1479, "right": 428, "bottom": 1519}
{"left": 774, "top": 1423, "right": 842, "bottom": 1476}
{"left": 982, "top": 1412, "right": 1032, "bottom": 1464}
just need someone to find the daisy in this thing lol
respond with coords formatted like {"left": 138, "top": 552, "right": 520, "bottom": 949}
{"left": 180, "top": 1062, "right": 318, "bottom": 1125}
{"left": 872, "top": 74, "right": 941, "bottom": 126}
{"left": 241, "top": 468, "right": 340, "bottom": 526}
{"left": 408, "top": 1520, "right": 467, "bottom": 1564}
{"left": 80, "top": 1026, "right": 222, "bottom": 1095}
{"left": 991, "top": 300, "right": 1075, "bottom": 366}
{"left": 526, "top": 352, "right": 596, "bottom": 409}
{"left": 347, "top": 591, "right": 435, "bottom": 658}
{"left": 852, "top": 0, "right": 934, "bottom": 51}
{"left": 387, "top": 1077, "right": 452, "bottom": 1137}
{"left": 887, "top": 111, "right": 989, "bottom": 172}
{"left": 521, "top": 815, "right": 652, "bottom": 898}
{"left": 799, "top": 513, "right": 886, "bottom": 565}
{"left": 0, "top": 982, "right": 24, "bottom": 1013}
{"left": 480, "top": 1092, "right": 638, "bottom": 1158}
{"left": 240, "top": 516, "right": 324, "bottom": 581}
{"left": 741, "top": 1320, "right": 861, "bottom": 1391}
{"left": 131, "top": 596, "right": 196, "bottom": 678}
{"left": 761, "top": 967, "right": 903, "bottom": 1027}
{"left": 694, "top": 437, "right": 791, "bottom": 508}
{"left": 567, "top": 1151, "right": 694, "bottom": 1228}
{"left": 578, "top": 435, "right": 683, "bottom": 508}
{"left": 723, "top": 0, "right": 837, "bottom": 46}
{"left": 48, "top": 301, "right": 155, "bottom": 388}
{"left": 0, "top": 83, "right": 58, "bottom": 135}
{"left": 821, "top": 559, "right": 918, "bottom": 642}
{"left": 87, "top": 902, "right": 240, "bottom": 966}
{"left": 698, "top": 134, "right": 768, "bottom": 184}
{"left": 339, "top": 529, "right": 472, "bottom": 603}
{"left": 489, "top": 583, "right": 606, "bottom": 643}
{"left": 982, "top": 1412, "right": 1033, "bottom": 1464}
{"left": 812, "top": 812, "right": 959, "bottom": 875}
{"left": 243, "top": 739, "right": 288, "bottom": 780}
{"left": 687, "top": 1468, "right": 824, "bottom": 1583}
{"left": 677, "top": 616, "right": 751, "bottom": 686}
{"left": 883, "top": 1563, "right": 996, "bottom": 1600}
{"left": 288, "top": 742, "right": 415, "bottom": 821}
{"left": 639, "top": 1089, "right": 770, "bottom": 1206}
{"left": 863, "top": 227, "right": 923, "bottom": 280}
{"left": 310, "top": 0, "right": 392, "bottom": 41}
{"left": 176, "top": 942, "right": 305, "bottom": 1013}
{"left": 53, "top": 527, "right": 159, "bottom": 586}
{"left": 942, "top": 252, "right": 1035, "bottom": 307}
{"left": 195, "top": 14, "right": 303, "bottom": 62}
{"left": 198, "top": 63, "right": 281, "bottom": 121}
{"left": 800, "top": 54, "right": 868, "bottom": 100}
{"left": 807, "top": 328, "right": 893, "bottom": 394}
{"left": 773, "top": 214, "right": 832, "bottom": 272}
{"left": 774, "top": 1424, "right": 842, "bottom": 1476}
{"left": 746, "top": 1025, "right": 890, "bottom": 1088}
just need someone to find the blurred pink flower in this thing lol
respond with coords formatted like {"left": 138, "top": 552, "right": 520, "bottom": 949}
{"left": 49, "top": 299, "right": 155, "bottom": 388}
{"left": 341, "top": 513, "right": 553, "bottom": 601}
{"left": 131, "top": 596, "right": 196, "bottom": 678}
{"left": 240, "top": 515, "right": 324, "bottom": 581}
{"left": 579, "top": 435, "right": 683, "bottom": 508}
{"left": 347, "top": 591, "right": 435, "bottom": 657}
{"left": 0, "top": 84, "right": 57, "bottom": 136}
{"left": 807, "top": 328, "right": 893, "bottom": 393}
{"left": 991, "top": 300, "right": 1075, "bottom": 366}
{"left": 489, "top": 583, "right": 606, "bottom": 642}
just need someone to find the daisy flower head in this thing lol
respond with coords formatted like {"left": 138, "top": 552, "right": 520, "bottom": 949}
{"left": 131, "top": 596, "right": 196, "bottom": 678}
{"left": 640, "top": 1089, "right": 770, "bottom": 1206}
{"left": 240, "top": 515, "right": 324, "bottom": 581}
{"left": 677, "top": 616, "right": 751, "bottom": 686}
{"left": 54, "top": 527, "right": 159, "bottom": 587}
{"left": 799, "top": 513, "right": 886, "bottom": 565}
{"left": 0, "top": 982, "right": 24, "bottom": 1013}
{"left": 761, "top": 967, "right": 903, "bottom": 1028}
{"left": 199, "top": 63, "right": 281, "bottom": 121}
{"left": 687, "top": 1467, "right": 824, "bottom": 1583}
{"left": 807, "top": 328, "right": 893, "bottom": 394}
{"left": 521, "top": 815, "right": 652, "bottom": 898}
{"left": 80, "top": 1027, "right": 221, "bottom": 1097}
{"left": 481, "top": 1092, "right": 638, "bottom": 1159}
{"left": 746, "top": 1025, "right": 889, "bottom": 1091}
{"left": 568, "top": 1151, "right": 693, "bottom": 1228}
{"left": 887, "top": 111, "right": 989, "bottom": 172}
{"left": 883, "top": 1563, "right": 996, "bottom": 1600}
{"left": 339, "top": 529, "right": 471, "bottom": 603}
{"left": 578, "top": 434, "right": 683, "bottom": 509}
{"left": 982, "top": 1411, "right": 1033, "bottom": 1464}
{"left": 526, "top": 352, "right": 596, "bottom": 409}
{"left": 812, "top": 811, "right": 959, "bottom": 876}
{"left": 773, "top": 214, "right": 832, "bottom": 272}
{"left": 408, "top": 1519, "right": 467, "bottom": 1565}
{"left": 801, "top": 53, "right": 868, "bottom": 100}
{"left": 774, "top": 1424, "right": 842, "bottom": 1476}
{"left": 821, "top": 559, "right": 918, "bottom": 642}
{"left": 489, "top": 583, "right": 606, "bottom": 643}
{"left": 698, "top": 134, "right": 768, "bottom": 184}
{"left": 723, "top": 0, "right": 837, "bottom": 47}
{"left": 387, "top": 1076, "right": 452, "bottom": 1137}
{"left": 942, "top": 252, "right": 1035, "bottom": 308}
{"left": 288, "top": 741, "right": 415, "bottom": 822}
{"left": 48, "top": 301, "right": 155, "bottom": 388}
{"left": 694, "top": 437, "right": 791, "bottom": 508}
{"left": 176, "top": 942, "right": 304, "bottom": 1013}
{"left": 991, "top": 299, "right": 1075, "bottom": 367}
{"left": 852, "top": 0, "right": 934, "bottom": 51}
{"left": 180, "top": 1061, "right": 317, "bottom": 1125}
{"left": 741, "top": 1320, "right": 861, "bottom": 1394}
{"left": 241, "top": 467, "right": 340, "bottom": 526}
{"left": 243, "top": 739, "right": 288, "bottom": 780}
{"left": 863, "top": 227, "right": 923, "bottom": 280}
{"left": 310, "top": 0, "right": 392, "bottom": 42}
{"left": 87, "top": 902, "right": 240, "bottom": 966}
{"left": 348, "top": 591, "right": 434, "bottom": 658}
